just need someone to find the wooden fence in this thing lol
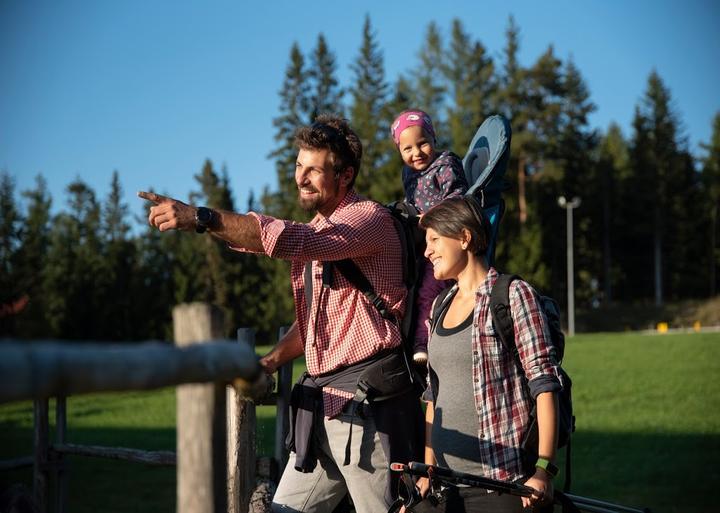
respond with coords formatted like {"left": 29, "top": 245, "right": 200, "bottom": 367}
{"left": 0, "top": 302, "right": 293, "bottom": 513}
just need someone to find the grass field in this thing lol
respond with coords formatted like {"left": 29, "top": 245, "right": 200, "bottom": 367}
{"left": 1, "top": 331, "right": 719, "bottom": 512}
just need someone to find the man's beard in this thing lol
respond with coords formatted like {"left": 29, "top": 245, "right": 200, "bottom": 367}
{"left": 298, "top": 189, "right": 320, "bottom": 213}
{"left": 297, "top": 182, "right": 340, "bottom": 213}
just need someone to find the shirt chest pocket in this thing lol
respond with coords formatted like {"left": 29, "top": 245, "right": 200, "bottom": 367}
{"left": 478, "top": 316, "right": 506, "bottom": 359}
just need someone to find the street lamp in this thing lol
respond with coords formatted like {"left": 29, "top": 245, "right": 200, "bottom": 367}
{"left": 558, "top": 196, "right": 581, "bottom": 336}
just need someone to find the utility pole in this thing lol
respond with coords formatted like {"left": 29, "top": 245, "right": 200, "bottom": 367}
{"left": 558, "top": 196, "right": 581, "bottom": 336}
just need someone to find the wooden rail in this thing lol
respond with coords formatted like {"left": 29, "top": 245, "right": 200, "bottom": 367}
{"left": 0, "top": 302, "right": 292, "bottom": 513}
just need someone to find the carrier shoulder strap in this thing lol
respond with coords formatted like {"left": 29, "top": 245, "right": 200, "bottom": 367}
{"left": 429, "top": 285, "right": 457, "bottom": 335}
{"left": 329, "top": 259, "right": 395, "bottom": 321}
{"left": 489, "top": 273, "right": 521, "bottom": 355}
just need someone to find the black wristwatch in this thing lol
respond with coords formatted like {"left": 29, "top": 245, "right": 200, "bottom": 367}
{"left": 195, "top": 206, "right": 215, "bottom": 234}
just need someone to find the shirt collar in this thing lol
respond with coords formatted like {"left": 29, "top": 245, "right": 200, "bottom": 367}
{"left": 311, "top": 189, "right": 359, "bottom": 226}
{"left": 477, "top": 267, "right": 499, "bottom": 297}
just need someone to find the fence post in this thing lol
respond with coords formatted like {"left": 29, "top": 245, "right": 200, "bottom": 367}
{"left": 275, "top": 326, "right": 292, "bottom": 472}
{"left": 174, "top": 302, "right": 228, "bottom": 513}
{"left": 33, "top": 398, "right": 49, "bottom": 513}
{"left": 55, "top": 396, "right": 68, "bottom": 513}
{"left": 227, "top": 328, "right": 257, "bottom": 513}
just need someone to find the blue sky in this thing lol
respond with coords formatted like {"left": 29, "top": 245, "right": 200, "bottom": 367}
{"left": 2, "top": 0, "right": 719, "bottom": 226}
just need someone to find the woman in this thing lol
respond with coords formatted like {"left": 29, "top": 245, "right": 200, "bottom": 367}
{"left": 415, "top": 196, "right": 562, "bottom": 513}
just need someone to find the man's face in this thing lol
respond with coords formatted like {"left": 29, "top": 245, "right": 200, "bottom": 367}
{"left": 295, "top": 148, "right": 350, "bottom": 216}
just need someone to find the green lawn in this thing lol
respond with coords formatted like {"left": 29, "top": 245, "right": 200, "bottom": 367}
{"left": 1, "top": 332, "right": 718, "bottom": 512}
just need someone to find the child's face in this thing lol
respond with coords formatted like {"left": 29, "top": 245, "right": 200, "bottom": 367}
{"left": 398, "top": 125, "right": 436, "bottom": 172}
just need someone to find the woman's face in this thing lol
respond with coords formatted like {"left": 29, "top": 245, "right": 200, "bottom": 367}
{"left": 424, "top": 227, "right": 468, "bottom": 281}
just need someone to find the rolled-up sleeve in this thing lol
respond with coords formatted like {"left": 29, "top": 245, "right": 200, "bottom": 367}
{"left": 243, "top": 204, "right": 390, "bottom": 263}
{"left": 247, "top": 212, "right": 293, "bottom": 257}
{"left": 510, "top": 281, "right": 562, "bottom": 398}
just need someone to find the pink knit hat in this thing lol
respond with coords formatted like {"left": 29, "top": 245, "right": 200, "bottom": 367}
{"left": 390, "top": 110, "right": 436, "bottom": 145}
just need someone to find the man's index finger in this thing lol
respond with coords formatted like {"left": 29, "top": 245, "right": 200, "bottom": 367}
{"left": 137, "top": 191, "right": 169, "bottom": 204}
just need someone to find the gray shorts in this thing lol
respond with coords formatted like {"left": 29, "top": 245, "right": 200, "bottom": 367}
{"left": 271, "top": 407, "right": 390, "bottom": 513}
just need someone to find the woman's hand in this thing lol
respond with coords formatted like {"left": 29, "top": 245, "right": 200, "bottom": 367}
{"left": 416, "top": 476, "right": 432, "bottom": 498}
{"left": 522, "top": 468, "right": 554, "bottom": 509}
{"left": 399, "top": 475, "right": 432, "bottom": 513}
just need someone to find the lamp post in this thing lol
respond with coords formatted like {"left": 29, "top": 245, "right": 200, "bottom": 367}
{"left": 558, "top": 196, "right": 581, "bottom": 336}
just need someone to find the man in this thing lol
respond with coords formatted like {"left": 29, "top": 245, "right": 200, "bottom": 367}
{"left": 140, "top": 114, "right": 422, "bottom": 513}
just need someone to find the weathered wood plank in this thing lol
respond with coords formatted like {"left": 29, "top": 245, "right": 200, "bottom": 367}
{"left": 33, "top": 399, "right": 49, "bottom": 513}
{"left": 274, "top": 326, "right": 292, "bottom": 472}
{"left": 0, "top": 339, "right": 261, "bottom": 404}
{"left": 55, "top": 396, "right": 68, "bottom": 513}
{"left": 52, "top": 443, "right": 176, "bottom": 465}
{"left": 175, "top": 303, "right": 228, "bottom": 513}
{"left": 0, "top": 455, "right": 33, "bottom": 471}
{"left": 228, "top": 328, "right": 257, "bottom": 513}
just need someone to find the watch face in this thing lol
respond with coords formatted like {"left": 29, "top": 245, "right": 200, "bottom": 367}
{"left": 196, "top": 207, "right": 213, "bottom": 225}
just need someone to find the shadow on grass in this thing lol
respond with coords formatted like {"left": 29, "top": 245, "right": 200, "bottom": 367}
{"left": 561, "top": 430, "right": 719, "bottom": 513}
{"left": 2, "top": 422, "right": 717, "bottom": 513}
{"left": 0, "top": 416, "right": 279, "bottom": 513}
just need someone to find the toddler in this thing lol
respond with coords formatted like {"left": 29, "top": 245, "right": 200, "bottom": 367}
{"left": 390, "top": 109, "right": 469, "bottom": 364}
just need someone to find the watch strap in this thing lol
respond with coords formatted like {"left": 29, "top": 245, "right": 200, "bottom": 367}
{"left": 535, "top": 457, "right": 558, "bottom": 478}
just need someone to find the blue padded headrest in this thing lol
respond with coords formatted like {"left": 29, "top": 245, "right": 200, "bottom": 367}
{"left": 462, "top": 115, "right": 510, "bottom": 196}
{"left": 465, "top": 146, "right": 490, "bottom": 188}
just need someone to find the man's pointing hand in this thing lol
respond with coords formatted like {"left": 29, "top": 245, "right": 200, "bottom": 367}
{"left": 138, "top": 191, "right": 195, "bottom": 232}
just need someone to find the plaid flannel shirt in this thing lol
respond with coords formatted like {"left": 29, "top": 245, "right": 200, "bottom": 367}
{"left": 248, "top": 191, "right": 406, "bottom": 418}
{"left": 426, "top": 268, "right": 562, "bottom": 482}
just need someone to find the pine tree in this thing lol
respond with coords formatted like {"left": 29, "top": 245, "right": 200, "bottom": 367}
{"left": 0, "top": 171, "right": 22, "bottom": 335}
{"left": 413, "top": 22, "right": 447, "bottom": 145}
{"left": 552, "top": 59, "right": 599, "bottom": 307}
{"left": 15, "top": 175, "right": 52, "bottom": 337}
{"left": 308, "top": 34, "right": 344, "bottom": 120}
{"left": 348, "top": 15, "right": 392, "bottom": 201}
{"left": 97, "top": 171, "right": 138, "bottom": 340}
{"left": 133, "top": 219, "right": 176, "bottom": 341}
{"left": 495, "top": 15, "right": 531, "bottom": 233}
{"left": 596, "top": 123, "right": 630, "bottom": 303}
{"left": 444, "top": 18, "right": 495, "bottom": 154}
{"left": 700, "top": 113, "right": 720, "bottom": 296}
{"left": 268, "top": 42, "right": 310, "bottom": 221}
{"left": 44, "top": 179, "right": 104, "bottom": 339}
{"left": 629, "top": 71, "right": 687, "bottom": 304}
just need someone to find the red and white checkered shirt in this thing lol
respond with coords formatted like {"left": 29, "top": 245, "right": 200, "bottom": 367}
{"left": 248, "top": 191, "right": 406, "bottom": 417}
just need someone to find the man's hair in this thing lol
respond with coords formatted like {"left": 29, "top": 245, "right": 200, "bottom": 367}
{"left": 419, "top": 196, "right": 489, "bottom": 256}
{"left": 294, "top": 114, "right": 363, "bottom": 188}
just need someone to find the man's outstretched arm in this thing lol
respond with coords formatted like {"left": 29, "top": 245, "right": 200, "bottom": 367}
{"left": 138, "top": 191, "right": 264, "bottom": 252}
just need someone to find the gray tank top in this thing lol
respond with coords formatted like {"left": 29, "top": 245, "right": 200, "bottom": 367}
{"left": 428, "top": 307, "right": 485, "bottom": 476}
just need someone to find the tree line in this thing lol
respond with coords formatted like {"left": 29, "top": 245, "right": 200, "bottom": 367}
{"left": 1, "top": 16, "right": 719, "bottom": 342}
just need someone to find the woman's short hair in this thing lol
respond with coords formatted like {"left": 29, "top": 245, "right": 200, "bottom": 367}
{"left": 419, "top": 196, "right": 489, "bottom": 256}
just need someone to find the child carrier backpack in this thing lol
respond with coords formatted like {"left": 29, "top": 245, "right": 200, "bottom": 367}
{"left": 462, "top": 114, "right": 512, "bottom": 267}
{"left": 332, "top": 114, "right": 512, "bottom": 371}
{"left": 330, "top": 201, "right": 425, "bottom": 379}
